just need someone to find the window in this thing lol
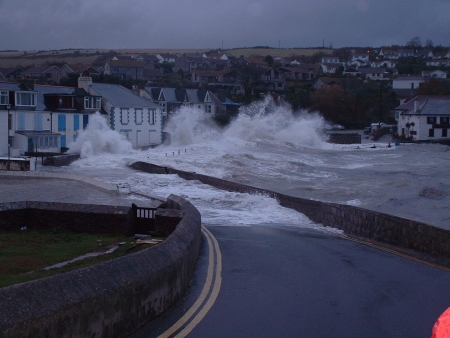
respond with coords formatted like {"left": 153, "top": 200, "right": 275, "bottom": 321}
{"left": 84, "top": 96, "right": 101, "bottom": 109}
{"left": 60, "top": 96, "right": 75, "bottom": 109}
{"left": 135, "top": 110, "right": 143, "bottom": 125}
{"left": 0, "top": 90, "right": 8, "bottom": 105}
{"left": 120, "top": 109, "right": 129, "bottom": 125}
{"left": 205, "top": 105, "right": 212, "bottom": 113}
{"left": 443, "top": 129, "right": 448, "bottom": 137}
{"left": 427, "top": 117, "right": 437, "bottom": 124}
{"left": 441, "top": 117, "right": 449, "bottom": 125}
{"left": 429, "top": 129, "right": 434, "bottom": 137}
{"left": 148, "top": 109, "right": 156, "bottom": 125}
{"left": 15, "top": 92, "right": 37, "bottom": 106}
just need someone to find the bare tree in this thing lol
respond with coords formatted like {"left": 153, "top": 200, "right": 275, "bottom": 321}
{"left": 425, "top": 39, "right": 434, "bottom": 49}
{"left": 406, "top": 36, "right": 422, "bottom": 49}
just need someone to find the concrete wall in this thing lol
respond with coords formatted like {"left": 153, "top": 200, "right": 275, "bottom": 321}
{"left": 130, "top": 161, "right": 450, "bottom": 258}
{"left": 0, "top": 195, "right": 202, "bottom": 338}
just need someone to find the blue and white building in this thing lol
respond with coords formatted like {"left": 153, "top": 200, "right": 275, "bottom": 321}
{"left": 79, "top": 77, "right": 163, "bottom": 147}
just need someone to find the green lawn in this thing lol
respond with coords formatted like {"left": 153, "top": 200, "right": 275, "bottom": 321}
{"left": 0, "top": 227, "right": 154, "bottom": 288}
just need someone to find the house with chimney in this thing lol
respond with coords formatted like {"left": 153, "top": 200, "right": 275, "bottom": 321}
{"left": 78, "top": 77, "right": 163, "bottom": 147}
{"left": 394, "top": 96, "right": 450, "bottom": 141}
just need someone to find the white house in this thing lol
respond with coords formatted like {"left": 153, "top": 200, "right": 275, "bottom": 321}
{"left": 392, "top": 76, "right": 426, "bottom": 90}
{"left": 371, "top": 60, "right": 398, "bottom": 69}
{"left": 79, "top": 77, "right": 163, "bottom": 147}
{"left": 321, "top": 57, "right": 340, "bottom": 64}
{"left": 394, "top": 96, "right": 450, "bottom": 141}
{"left": 357, "top": 67, "right": 390, "bottom": 81}
{"left": 422, "top": 70, "right": 447, "bottom": 79}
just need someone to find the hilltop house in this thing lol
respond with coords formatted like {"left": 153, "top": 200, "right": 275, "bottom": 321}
{"left": 22, "top": 66, "right": 59, "bottom": 83}
{"left": 394, "top": 96, "right": 450, "bottom": 141}
{"left": 79, "top": 77, "right": 163, "bottom": 147}
{"left": 0, "top": 68, "right": 23, "bottom": 81}
{"left": 156, "top": 54, "right": 178, "bottom": 63}
{"left": 104, "top": 59, "right": 144, "bottom": 80}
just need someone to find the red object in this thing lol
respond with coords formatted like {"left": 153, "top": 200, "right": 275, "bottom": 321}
{"left": 431, "top": 307, "right": 450, "bottom": 338}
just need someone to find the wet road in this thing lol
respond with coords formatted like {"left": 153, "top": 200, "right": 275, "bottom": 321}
{"left": 133, "top": 224, "right": 450, "bottom": 338}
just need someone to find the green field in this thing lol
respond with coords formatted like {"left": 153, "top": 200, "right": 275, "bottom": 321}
{"left": 0, "top": 228, "right": 154, "bottom": 288}
{"left": 0, "top": 47, "right": 331, "bottom": 68}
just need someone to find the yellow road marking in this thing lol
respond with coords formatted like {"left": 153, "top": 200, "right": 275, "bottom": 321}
{"left": 343, "top": 235, "right": 450, "bottom": 273}
{"left": 158, "top": 226, "right": 222, "bottom": 338}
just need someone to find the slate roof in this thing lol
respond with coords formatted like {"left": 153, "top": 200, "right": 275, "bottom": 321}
{"left": 396, "top": 96, "right": 450, "bottom": 115}
{"left": 144, "top": 87, "right": 209, "bottom": 104}
{"left": 90, "top": 83, "right": 157, "bottom": 108}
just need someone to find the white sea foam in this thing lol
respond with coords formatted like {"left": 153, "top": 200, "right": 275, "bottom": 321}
{"left": 67, "top": 112, "right": 133, "bottom": 158}
{"left": 52, "top": 96, "right": 450, "bottom": 229}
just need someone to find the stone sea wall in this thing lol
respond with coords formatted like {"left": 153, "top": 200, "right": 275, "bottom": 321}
{"left": 131, "top": 161, "right": 450, "bottom": 259}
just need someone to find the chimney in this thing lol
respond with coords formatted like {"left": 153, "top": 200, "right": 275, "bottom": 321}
{"left": 78, "top": 76, "right": 92, "bottom": 92}
{"left": 414, "top": 99, "right": 419, "bottom": 113}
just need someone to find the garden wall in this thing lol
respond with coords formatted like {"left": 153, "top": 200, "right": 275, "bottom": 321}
{"left": 0, "top": 195, "right": 202, "bottom": 338}
{"left": 130, "top": 161, "right": 450, "bottom": 258}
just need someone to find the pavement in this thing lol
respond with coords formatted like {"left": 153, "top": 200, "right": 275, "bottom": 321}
{"left": 0, "top": 171, "right": 162, "bottom": 208}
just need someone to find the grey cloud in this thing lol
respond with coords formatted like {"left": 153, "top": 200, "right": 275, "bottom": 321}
{"left": 0, "top": 0, "right": 449, "bottom": 50}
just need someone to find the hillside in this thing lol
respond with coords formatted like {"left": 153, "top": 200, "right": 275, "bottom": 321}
{"left": 0, "top": 47, "right": 331, "bottom": 69}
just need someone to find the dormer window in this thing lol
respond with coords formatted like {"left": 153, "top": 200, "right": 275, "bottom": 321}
{"left": 15, "top": 91, "right": 37, "bottom": 107}
{"left": 84, "top": 96, "right": 101, "bottom": 109}
{"left": 0, "top": 91, "right": 8, "bottom": 105}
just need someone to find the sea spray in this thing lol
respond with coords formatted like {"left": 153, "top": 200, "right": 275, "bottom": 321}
{"left": 162, "top": 95, "right": 328, "bottom": 149}
{"left": 67, "top": 112, "right": 133, "bottom": 158}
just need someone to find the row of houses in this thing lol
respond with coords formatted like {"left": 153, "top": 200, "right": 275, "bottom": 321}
{"left": 0, "top": 76, "right": 235, "bottom": 158}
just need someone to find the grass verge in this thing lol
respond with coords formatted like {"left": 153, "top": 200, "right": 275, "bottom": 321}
{"left": 0, "top": 227, "right": 157, "bottom": 288}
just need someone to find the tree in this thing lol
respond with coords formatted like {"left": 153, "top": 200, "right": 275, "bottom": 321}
{"left": 406, "top": 36, "right": 422, "bottom": 49}
{"left": 235, "top": 62, "right": 264, "bottom": 103}
{"left": 417, "top": 78, "right": 450, "bottom": 95}
{"left": 425, "top": 39, "right": 434, "bottom": 49}
{"left": 264, "top": 55, "right": 274, "bottom": 66}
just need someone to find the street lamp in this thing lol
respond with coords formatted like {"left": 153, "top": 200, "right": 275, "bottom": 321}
{"left": 6, "top": 104, "right": 10, "bottom": 170}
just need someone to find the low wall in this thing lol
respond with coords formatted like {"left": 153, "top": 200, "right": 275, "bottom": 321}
{"left": 326, "top": 132, "right": 362, "bottom": 144}
{"left": 42, "top": 153, "right": 80, "bottom": 166}
{"left": 130, "top": 161, "right": 450, "bottom": 259}
{"left": 0, "top": 195, "right": 202, "bottom": 338}
{"left": 0, "top": 201, "right": 134, "bottom": 235}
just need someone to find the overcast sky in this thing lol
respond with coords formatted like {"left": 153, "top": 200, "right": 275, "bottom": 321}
{"left": 0, "top": 0, "right": 449, "bottom": 51}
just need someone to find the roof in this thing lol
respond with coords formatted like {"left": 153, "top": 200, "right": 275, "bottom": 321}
{"left": 90, "top": 83, "right": 157, "bottom": 108}
{"left": 144, "top": 87, "right": 209, "bottom": 104}
{"left": 357, "top": 67, "right": 388, "bottom": 74}
{"left": 23, "top": 66, "right": 59, "bottom": 74}
{"left": 395, "top": 96, "right": 450, "bottom": 115}
{"left": 394, "top": 76, "right": 426, "bottom": 81}
{"left": 106, "top": 59, "right": 144, "bottom": 68}
{"left": 192, "top": 69, "right": 231, "bottom": 77}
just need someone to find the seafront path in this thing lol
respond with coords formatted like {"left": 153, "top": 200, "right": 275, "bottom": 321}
{"left": 1, "top": 172, "right": 450, "bottom": 337}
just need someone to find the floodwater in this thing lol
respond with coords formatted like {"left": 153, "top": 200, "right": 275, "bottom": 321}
{"left": 47, "top": 97, "right": 450, "bottom": 230}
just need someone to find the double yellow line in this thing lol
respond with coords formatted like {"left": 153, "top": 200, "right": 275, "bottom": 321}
{"left": 158, "top": 226, "right": 222, "bottom": 338}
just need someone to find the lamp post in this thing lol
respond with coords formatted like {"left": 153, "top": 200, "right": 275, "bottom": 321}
{"left": 6, "top": 104, "right": 10, "bottom": 170}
